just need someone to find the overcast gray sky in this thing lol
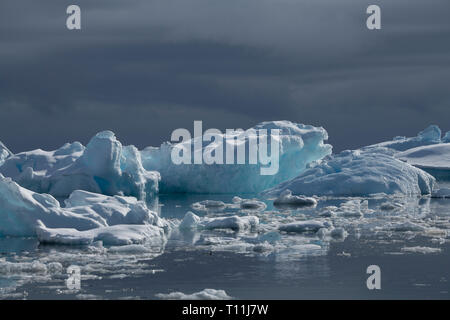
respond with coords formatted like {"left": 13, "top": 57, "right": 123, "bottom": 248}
{"left": 1, "top": 0, "right": 449, "bottom": 153}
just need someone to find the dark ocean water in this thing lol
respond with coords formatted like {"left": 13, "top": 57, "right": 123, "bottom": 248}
{"left": 1, "top": 186, "right": 450, "bottom": 300}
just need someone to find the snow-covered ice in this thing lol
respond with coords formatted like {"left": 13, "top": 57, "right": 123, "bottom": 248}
{"left": 0, "top": 131, "right": 159, "bottom": 200}
{"left": 140, "top": 121, "right": 332, "bottom": 193}
{"left": 0, "top": 173, "right": 167, "bottom": 243}
{"left": 263, "top": 148, "right": 436, "bottom": 197}
{"left": 179, "top": 211, "right": 259, "bottom": 232}
{"left": 273, "top": 189, "right": 317, "bottom": 207}
{"left": 396, "top": 143, "right": 450, "bottom": 180}
{"left": 366, "top": 125, "right": 442, "bottom": 151}
{"left": 155, "top": 288, "right": 232, "bottom": 300}
{"left": 0, "top": 141, "right": 12, "bottom": 166}
{"left": 36, "top": 221, "right": 166, "bottom": 246}
{"left": 401, "top": 246, "right": 442, "bottom": 254}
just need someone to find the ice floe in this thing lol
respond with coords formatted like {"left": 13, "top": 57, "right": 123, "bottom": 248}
{"left": 0, "top": 174, "right": 168, "bottom": 244}
{"left": 278, "top": 220, "right": 330, "bottom": 233}
{"left": 155, "top": 288, "right": 232, "bottom": 300}
{"left": 401, "top": 246, "right": 442, "bottom": 254}
{"left": 36, "top": 221, "right": 167, "bottom": 246}
{"left": 180, "top": 212, "right": 259, "bottom": 232}
{"left": 273, "top": 189, "right": 317, "bottom": 207}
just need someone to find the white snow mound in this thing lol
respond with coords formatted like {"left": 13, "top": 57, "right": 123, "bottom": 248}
{"left": 263, "top": 148, "right": 436, "bottom": 197}
{"left": 0, "top": 173, "right": 166, "bottom": 241}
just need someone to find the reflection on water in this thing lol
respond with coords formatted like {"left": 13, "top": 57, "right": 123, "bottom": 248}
{"left": 1, "top": 191, "right": 450, "bottom": 299}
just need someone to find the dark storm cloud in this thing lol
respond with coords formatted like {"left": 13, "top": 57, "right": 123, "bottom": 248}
{"left": 0, "top": 0, "right": 449, "bottom": 152}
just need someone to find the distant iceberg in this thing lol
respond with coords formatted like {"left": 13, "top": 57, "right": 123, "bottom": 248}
{"left": 263, "top": 148, "right": 436, "bottom": 197}
{"left": 365, "top": 125, "right": 442, "bottom": 151}
{"left": 141, "top": 121, "right": 332, "bottom": 193}
{"left": 365, "top": 125, "right": 450, "bottom": 181}
{"left": 396, "top": 143, "right": 450, "bottom": 180}
{"left": 0, "top": 131, "right": 159, "bottom": 200}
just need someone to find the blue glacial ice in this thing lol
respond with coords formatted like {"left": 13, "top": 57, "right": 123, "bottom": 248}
{"left": 443, "top": 131, "right": 450, "bottom": 143}
{"left": 263, "top": 148, "right": 436, "bottom": 197}
{"left": 0, "top": 173, "right": 167, "bottom": 241}
{"left": 0, "top": 131, "right": 159, "bottom": 200}
{"left": 365, "top": 125, "right": 442, "bottom": 151}
{"left": 140, "top": 121, "right": 332, "bottom": 193}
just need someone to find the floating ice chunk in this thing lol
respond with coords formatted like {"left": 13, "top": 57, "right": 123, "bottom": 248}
{"left": 180, "top": 212, "right": 259, "bottom": 232}
{"left": 389, "top": 222, "right": 426, "bottom": 232}
{"left": 0, "top": 141, "right": 12, "bottom": 166}
{"left": 336, "top": 200, "right": 371, "bottom": 217}
{"left": 179, "top": 211, "right": 202, "bottom": 230}
{"left": 233, "top": 197, "right": 267, "bottom": 211}
{"left": 257, "top": 231, "right": 282, "bottom": 244}
{"left": 107, "top": 244, "right": 156, "bottom": 254}
{"left": 203, "top": 215, "right": 259, "bottom": 231}
{"left": 64, "top": 190, "right": 163, "bottom": 226}
{"left": 191, "top": 197, "right": 266, "bottom": 213}
{"left": 431, "top": 188, "right": 450, "bottom": 198}
{"left": 396, "top": 143, "right": 450, "bottom": 180}
{"left": 263, "top": 148, "right": 436, "bottom": 197}
{"left": 0, "top": 259, "right": 48, "bottom": 275}
{"left": 273, "top": 189, "right": 317, "bottom": 207}
{"left": 141, "top": 121, "right": 332, "bottom": 193}
{"left": 380, "top": 202, "right": 404, "bottom": 211}
{"left": 279, "top": 220, "right": 331, "bottom": 233}
{"left": 36, "top": 221, "right": 166, "bottom": 246}
{"left": 0, "top": 174, "right": 165, "bottom": 238}
{"left": 401, "top": 246, "right": 442, "bottom": 254}
{"left": 155, "top": 288, "right": 233, "bottom": 300}
{"left": 0, "top": 131, "right": 159, "bottom": 200}
{"left": 0, "top": 174, "right": 103, "bottom": 236}
{"left": 366, "top": 125, "right": 442, "bottom": 151}
{"left": 191, "top": 200, "right": 227, "bottom": 212}
{"left": 317, "top": 227, "right": 348, "bottom": 240}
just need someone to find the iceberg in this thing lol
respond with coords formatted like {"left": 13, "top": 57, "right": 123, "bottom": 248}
{"left": 0, "top": 141, "right": 12, "bottom": 166}
{"left": 396, "top": 143, "right": 450, "bottom": 180}
{"left": 263, "top": 148, "right": 436, "bottom": 197}
{"left": 365, "top": 125, "right": 442, "bottom": 151}
{"left": 0, "top": 173, "right": 166, "bottom": 239}
{"left": 0, "top": 131, "right": 159, "bottom": 200}
{"left": 140, "top": 121, "right": 332, "bottom": 193}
